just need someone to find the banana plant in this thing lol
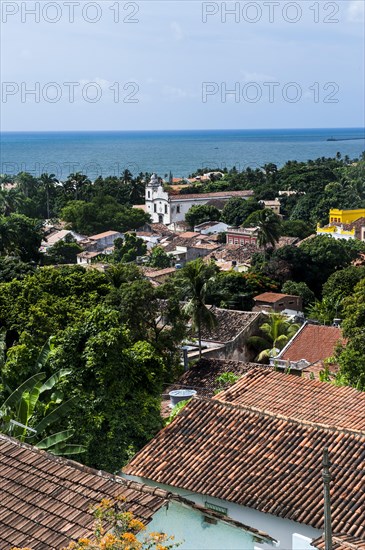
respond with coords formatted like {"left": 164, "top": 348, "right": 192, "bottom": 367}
{"left": 0, "top": 337, "right": 85, "bottom": 456}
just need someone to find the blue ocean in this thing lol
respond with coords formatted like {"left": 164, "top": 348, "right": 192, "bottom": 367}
{"left": 1, "top": 128, "right": 364, "bottom": 181}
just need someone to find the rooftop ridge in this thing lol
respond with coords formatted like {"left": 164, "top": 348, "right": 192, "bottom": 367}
{"left": 191, "top": 395, "right": 365, "bottom": 436}
{"left": 0, "top": 433, "right": 171, "bottom": 498}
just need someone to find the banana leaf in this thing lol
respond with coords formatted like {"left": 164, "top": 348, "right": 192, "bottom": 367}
{"left": 35, "top": 429, "right": 75, "bottom": 450}
{"left": 48, "top": 444, "right": 86, "bottom": 456}
{"left": 0, "top": 373, "right": 45, "bottom": 412}
{"left": 29, "top": 397, "right": 76, "bottom": 438}
{"left": 39, "top": 369, "right": 72, "bottom": 393}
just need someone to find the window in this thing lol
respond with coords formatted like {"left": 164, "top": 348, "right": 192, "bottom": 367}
{"left": 176, "top": 205, "right": 181, "bottom": 214}
{"left": 234, "top": 239, "right": 239, "bottom": 244}
{"left": 154, "top": 204, "right": 157, "bottom": 212}
{"left": 148, "top": 191, "right": 151, "bottom": 198}
{"left": 165, "top": 204, "right": 168, "bottom": 214}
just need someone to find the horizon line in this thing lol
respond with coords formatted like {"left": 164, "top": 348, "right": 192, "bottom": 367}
{"left": 1, "top": 126, "right": 365, "bottom": 134}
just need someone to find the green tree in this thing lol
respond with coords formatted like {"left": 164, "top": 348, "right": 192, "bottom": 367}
{"left": 0, "top": 256, "right": 36, "bottom": 283}
{"left": 335, "top": 277, "right": 365, "bottom": 389}
{"left": 51, "top": 305, "right": 166, "bottom": 471}
{"left": 148, "top": 246, "right": 171, "bottom": 268}
{"left": 249, "top": 313, "right": 300, "bottom": 362}
{"left": 45, "top": 234, "right": 83, "bottom": 264}
{"left": 113, "top": 234, "right": 147, "bottom": 263}
{"left": 222, "top": 197, "right": 263, "bottom": 226}
{"left": 39, "top": 172, "right": 58, "bottom": 219}
{"left": 176, "top": 259, "right": 218, "bottom": 358}
{"left": 0, "top": 188, "right": 24, "bottom": 216}
{"left": 322, "top": 266, "right": 365, "bottom": 314}
{"left": 0, "top": 213, "right": 43, "bottom": 262}
{"left": 185, "top": 204, "right": 220, "bottom": 228}
{"left": 281, "top": 219, "right": 314, "bottom": 240}
{"left": 61, "top": 196, "right": 150, "bottom": 234}
{"left": 299, "top": 236, "right": 365, "bottom": 295}
{"left": 281, "top": 280, "right": 315, "bottom": 310}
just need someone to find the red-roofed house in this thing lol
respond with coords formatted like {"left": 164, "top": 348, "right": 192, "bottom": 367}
{"left": 253, "top": 292, "right": 303, "bottom": 313}
{"left": 271, "top": 322, "right": 345, "bottom": 370}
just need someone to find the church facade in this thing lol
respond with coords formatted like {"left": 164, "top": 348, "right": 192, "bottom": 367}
{"left": 145, "top": 174, "right": 253, "bottom": 225}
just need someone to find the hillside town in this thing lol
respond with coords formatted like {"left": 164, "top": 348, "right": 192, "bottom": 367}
{"left": 0, "top": 154, "right": 365, "bottom": 549}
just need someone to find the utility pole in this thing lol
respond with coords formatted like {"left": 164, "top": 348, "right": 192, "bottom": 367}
{"left": 322, "top": 447, "right": 333, "bottom": 550}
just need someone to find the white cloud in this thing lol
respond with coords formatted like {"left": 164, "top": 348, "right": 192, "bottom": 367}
{"left": 170, "top": 21, "right": 184, "bottom": 41}
{"left": 347, "top": 0, "right": 365, "bottom": 22}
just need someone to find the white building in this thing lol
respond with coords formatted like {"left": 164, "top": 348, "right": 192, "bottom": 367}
{"left": 194, "top": 220, "right": 230, "bottom": 234}
{"left": 145, "top": 174, "right": 253, "bottom": 225}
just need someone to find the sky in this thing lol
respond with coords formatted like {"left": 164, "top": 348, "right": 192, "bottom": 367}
{"left": 0, "top": 0, "right": 364, "bottom": 130}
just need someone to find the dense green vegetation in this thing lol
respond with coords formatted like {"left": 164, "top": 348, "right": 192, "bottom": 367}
{"left": 1, "top": 153, "right": 365, "bottom": 472}
{"left": 0, "top": 265, "right": 186, "bottom": 470}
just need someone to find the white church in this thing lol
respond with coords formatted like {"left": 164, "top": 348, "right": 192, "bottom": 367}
{"left": 145, "top": 174, "right": 253, "bottom": 225}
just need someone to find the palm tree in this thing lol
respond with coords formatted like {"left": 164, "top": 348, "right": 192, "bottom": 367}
{"left": 0, "top": 188, "right": 24, "bottom": 216}
{"left": 249, "top": 313, "right": 300, "bottom": 362}
{"left": 255, "top": 209, "right": 282, "bottom": 251}
{"left": 177, "top": 259, "right": 218, "bottom": 358}
{"left": 39, "top": 173, "right": 58, "bottom": 219}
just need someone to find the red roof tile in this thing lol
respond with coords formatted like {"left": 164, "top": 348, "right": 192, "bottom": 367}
{"left": 0, "top": 434, "right": 275, "bottom": 548}
{"left": 170, "top": 190, "right": 254, "bottom": 201}
{"left": 312, "top": 534, "right": 365, "bottom": 550}
{"left": 215, "top": 369, "right": 365, "bottom": 430}
{"left": 281, "top": 324, "right": 345, "bottom": 363}
{"left": 124, "top": 397, "right": 365, "bottom": 537}
{"left": 254, "top": 292, "right": 297, "bottom": 303}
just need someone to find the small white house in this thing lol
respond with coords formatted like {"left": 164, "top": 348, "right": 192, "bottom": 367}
{"left": 40, "top": 229, "right": 85, "bottom": 253}
{"left": 194, "top": 221, "right": 229, "bottom": 234}
{"left": 88, "top": 230, "right": 123, "bottom": 251}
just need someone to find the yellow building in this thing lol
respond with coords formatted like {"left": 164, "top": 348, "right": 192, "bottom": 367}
{"left": 329, "top": 208, "right": 365, "bottom": 224}
{"left": 316, "top": 224, "right": 355, "bottom": 240}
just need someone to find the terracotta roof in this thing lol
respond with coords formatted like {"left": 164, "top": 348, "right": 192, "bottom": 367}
{"left": 280, "top": 324, "right": 345, "bottom": 363}
{"left": 301, "top": 360, "right": 340, "bottom": 380}
{"left": 178, "top": 231, "right": 200, "bottom": 239}
{"left": 254, "top": 292, "right": 296, "bottom": 303}
{"left": 89, "top": 230, "right": 122, "bottom": 240}
{"left": 0, "top": 434, "right": 171, "bottom": 549}
{"left": 124, "top": 397, "right": 365, "bottom": 538}
{"left": 215, "top": 369, "right": 365, "bottom": 430}
{"left": 77, "top": 251, "right": 100, "bottom": 259}
{"left": 0, "top": 434, "right": 274, "bottom": 548}
{"left": 206, "top": 243, "right": 259, "bottom": 263}
{"left": 199, "top": 308, "right": 259, "bottom": 343}
{"left": 276, "top": 236, "right": 299, "bottom": 247}
{"left": 312, "top": 534, "right": 365, "bottom": 550}
{"left": 143, "top": 267, "right": 176, "bottom": 278}
{"left": 170, "top": 190, "right": 253, "bottom": 201}
{"left": 166, "top": 358, "right": 270, "bottom": 397}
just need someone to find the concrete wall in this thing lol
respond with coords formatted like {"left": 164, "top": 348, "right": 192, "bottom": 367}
{"left": 127, "top": 476, "right": 321, "bottom": 550}
{"left": 195, "top": 312, "right": 263, "bottom": 362}
{"left": 145, "top": 500, "right": 256, "bottom": 550}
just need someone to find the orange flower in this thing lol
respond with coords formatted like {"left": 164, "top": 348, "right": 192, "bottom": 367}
{"left": 128, "top": 518, "right": 145, "bottom": 532}
{"left": 121, "top": 532, "right": 137, "bottom": 543}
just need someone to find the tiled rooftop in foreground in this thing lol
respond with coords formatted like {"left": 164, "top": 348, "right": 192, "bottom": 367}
{"left": 124, "top": 397, "right": 365, "bottom": 539}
